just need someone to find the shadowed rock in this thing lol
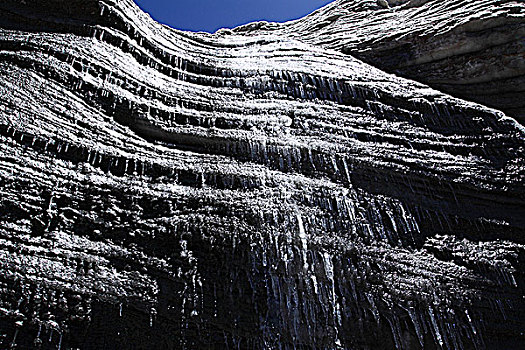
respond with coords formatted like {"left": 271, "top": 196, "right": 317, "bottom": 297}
{"left": 0, "top": 0, "right": 524, "bottom": 349}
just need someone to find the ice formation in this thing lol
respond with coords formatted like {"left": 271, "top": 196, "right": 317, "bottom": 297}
{"left": 0, "top": 0, "right": 524, "bottom": 349}
{"left": 240, "top": 0, "right": 525, "bottom": 124}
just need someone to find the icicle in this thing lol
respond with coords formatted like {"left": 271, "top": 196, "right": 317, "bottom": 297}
{"left": 365, "top": 293, "right": 380, "bottom": 324}
{"left": 11, "top": 321, "right": 23, "bottom": 348}
{"left": 494, "top": 299, "right": 507, "bottom": 321}
{"left": 408, "top": 307, "right": 425, "bottom": 347}
{"left": 387, "top": 316, "right": 402, "bottom": 350}
{"left": 36, "top": 323, "right": 41, "bottom": 338}
{"left": 150, "top": 308, "right": 157, "bottom": 327}
{"left": 428, "top": 305, "right": 444, "bottom": 348}
{"left": 296, "top": 214, "right": 309, "bottom": 271}
{"left": 58, "top": 333, "right": 63, "bottom": 350}
{"left": 311, "top": 275, "right": 318, "bottom": 294}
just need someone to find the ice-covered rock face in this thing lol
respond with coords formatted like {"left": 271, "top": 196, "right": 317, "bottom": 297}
{"left": 238, "top": 0, "right": 525, "bottom": 124}
{"left": 0, "top": 0, "right": 524, "bottom": 349}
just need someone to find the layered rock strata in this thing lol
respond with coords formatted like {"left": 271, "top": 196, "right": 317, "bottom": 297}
{"left": 236, "top": 0, "right": 525, "bottom": 124}
{"left": 0, "top": 0, "right": 524, "bottom": 349}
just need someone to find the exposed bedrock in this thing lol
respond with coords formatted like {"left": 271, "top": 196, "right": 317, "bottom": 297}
{"left": 0, "top": 0, "right": 524, "bottom": 349}
{"left": 235, "top": 0, "right": 525, "bottom": 124}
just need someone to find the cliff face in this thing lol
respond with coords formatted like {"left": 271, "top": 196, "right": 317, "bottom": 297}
{"left": 0, "top": 0, "right": 524, "bottom": 349}
{"left": 237, "top": 0, "right": 525, "bottom": 124}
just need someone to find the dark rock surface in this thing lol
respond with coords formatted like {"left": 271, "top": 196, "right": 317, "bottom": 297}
{"left": 0, "top": 0, "right": 524, "bottom": 349}
{"left": 238, "top": 0, "right": 525, "bottom": 124}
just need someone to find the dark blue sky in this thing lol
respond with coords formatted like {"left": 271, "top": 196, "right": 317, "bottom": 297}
{"left": 134, "top": 0, "right": 333, "bottom": 33}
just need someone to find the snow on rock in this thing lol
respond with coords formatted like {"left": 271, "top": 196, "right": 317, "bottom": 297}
{"left": 238, "top": 0, "right": 525, "bottom": 124}
{"left": 0, "top": 0, "right": 524, "bottom": 349}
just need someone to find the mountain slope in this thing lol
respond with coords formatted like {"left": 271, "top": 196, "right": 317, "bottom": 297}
{"left": 0, "top": 0, "right": 524, "bottom": 349}
{"left": 234, "top": 0, "right": 525, "bottom": 124}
